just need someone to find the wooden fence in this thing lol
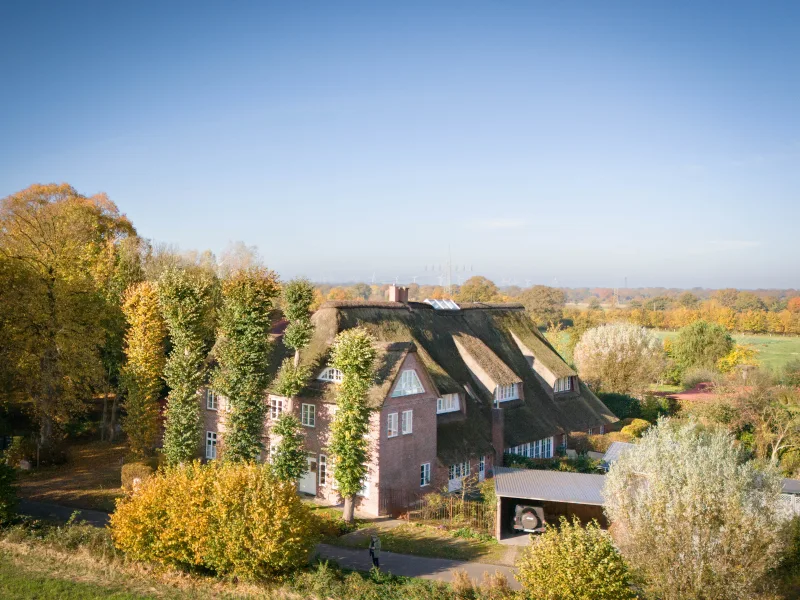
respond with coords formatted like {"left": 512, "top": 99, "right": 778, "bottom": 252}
{"left": 406, "top": 494, "right": 496, "bottom": 535}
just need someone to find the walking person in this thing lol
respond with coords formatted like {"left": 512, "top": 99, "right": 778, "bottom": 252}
{"left": 368, "top": 534, "right": 381, "bottom": 569}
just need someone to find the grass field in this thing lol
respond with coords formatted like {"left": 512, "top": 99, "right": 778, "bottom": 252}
{"left": 653, "top": 331, "right": 800, "bottom": 372}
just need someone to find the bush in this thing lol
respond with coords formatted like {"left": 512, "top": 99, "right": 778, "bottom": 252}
{"left": 680, "top": 366, "right": 717, "bottom": 390}
{"left": 110, "top": 460, "right": 318, "bottom": 580}
{"left": 2, "top": 436, "right": 30, "bottom": 467}
{"left": 781, "top": 359, "right": 800, "bottom": 387}
{"left": 570, "top": 431, "right": 633, "bottom": 455}
{"left": 120, "top": 461, "right": 155, "bottom": 492}
{"left": 516, "top": 516, "right": 636, "bottom": 600}
{"left": 639, "top": 395, "right": 678, "bottom": 423}
{"left": 0, "top": 463, "right": 17, "bottom": 524}
{"left": 597, "top": 393, "right": 641, "bottom": 420}
{"left": 504, "top": 453, "right": 602, "bottom": 473}
{"left": 620, "top": 418, "right": 650, "bottom": 438}
{"left": 672, "top": 320, "right": 733, "bottom": 372}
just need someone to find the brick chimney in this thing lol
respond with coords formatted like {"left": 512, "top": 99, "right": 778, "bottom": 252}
{"left": 491, "top": 407, "right": 504, "bottom": 474}
{"left": 387, "top": 284, "right": 408, "bottom": 303}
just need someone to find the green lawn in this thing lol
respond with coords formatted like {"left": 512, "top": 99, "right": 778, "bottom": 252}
{"left": 653, "top": 331, "right": 800, "bottom": 372}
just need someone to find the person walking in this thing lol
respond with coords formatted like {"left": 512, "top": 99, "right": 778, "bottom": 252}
{"left": 368, "top": 534, "right": 381, "bottom": 569}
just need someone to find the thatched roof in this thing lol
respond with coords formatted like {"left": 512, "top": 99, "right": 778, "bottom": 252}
{"left": 294, "top": 301, "right": 616, "bottom": 463}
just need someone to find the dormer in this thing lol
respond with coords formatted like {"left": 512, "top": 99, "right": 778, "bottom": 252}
{"left": 452, "top": 332, "right": 522, "bottom": 406}
{"left": 317, "top": 366, "right": 343, "bottom": 383}
{"left": 510, "top": 331, "right": 578, "bottom": 398}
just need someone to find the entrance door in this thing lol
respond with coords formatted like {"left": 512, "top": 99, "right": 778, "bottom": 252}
{"left": 299, "top": 455, "right": 317, "bottom": 495}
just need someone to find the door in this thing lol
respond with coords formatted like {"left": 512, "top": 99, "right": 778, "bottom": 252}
{"left": 298, "top": 455, "right": 317, "bottom": 495}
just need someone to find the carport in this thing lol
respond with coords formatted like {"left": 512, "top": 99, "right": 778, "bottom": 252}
{"left": 493, "top": 467, "right": 607, "bottom": 542}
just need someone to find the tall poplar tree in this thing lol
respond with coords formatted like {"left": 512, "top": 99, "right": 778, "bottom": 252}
{"left": 120, "top": 281, "right": 166, "bottom": 458}
{"left": 270, "top": 413, "right": 308, "bottom": 482}
{"left": 273, "top": 278, "right": 315, "bottom": 398}
{"left": 212, "top": 267, "right": 279, "bottom": 462}
{"left": 159, "top": 267, "right": 214, "bottom": 465}
{"left": 328, "top": 328, "right": 377, "bottom": 522}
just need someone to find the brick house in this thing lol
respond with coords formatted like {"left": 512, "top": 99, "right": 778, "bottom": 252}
{"left": 200, "top": 287, "right": 617, "bottom": 516}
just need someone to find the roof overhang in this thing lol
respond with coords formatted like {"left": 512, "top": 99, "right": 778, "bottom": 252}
{"left": 494, "top": 467, "right": 606, "bottom": 506}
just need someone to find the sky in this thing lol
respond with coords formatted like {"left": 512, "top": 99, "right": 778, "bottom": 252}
{"left": 1, "top": 1, "right": 799, "bottom": 289}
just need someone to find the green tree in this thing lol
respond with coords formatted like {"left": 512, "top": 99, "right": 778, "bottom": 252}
{"left": 516, "top": 516, "right": 635, "bottom": 600}
{"left": 121, "top": 281, "right": 166, "bottom": 458}
{"left": 328, "top": 328, "right": 377, "bottom": 522}
{"left": 519, "top": 285, "right": 566, "bottom": 326}
{"left": 270, "top": 414, "right": 308, "bottom": 482}
{"left": 212, "top": 267, "right": 280, "bottom": 462}
{"left": 672, "top": 320, "right": 734, "bottom": 371}
{"left": 455, "top": 276, "right": 499, "bottom": 303}
{"left": 678, "top": 291, "right": 700, "bottom": 308}
{"left": 159, "top": 267, "right": 215, "bottom": 465}
{"left": 274, "top": 278, "right": 316, "bottom": 398}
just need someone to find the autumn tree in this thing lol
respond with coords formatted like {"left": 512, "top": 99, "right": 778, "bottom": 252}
{"left": 328, "top": 328, "right": 377, "bottom": 522}
{"left": 671, "top": 320, "right": 734, "bottom": 371}
{"left": 604, "top": 419, "right": 786, "bottom": 600}
{"left": 159, "top": 267, "right": 216, "bottom": 465}
{"left": 713, "top": 288, "right": 740, "bottom": 308}
{"left": 519, "top": 285, "right": 566, "bottom": 326}
{"left": 0, "top": 184, "right": 137, "bottom": 449}
{"left": 738, "top": 382, "right": 800, "bottom": 465}
{"left": 270, "top": 413, "right": 308, "bottom": 482}
{"left": 678, "top": 291, "right": 700, "bottom": 308}
{"left": 574, "top": 323, "right": 665, "bottom": 394}
{"left": 212, "top": 267, "right": 279, "bottom": 462}
{"left": 120, "top": 282, "right": 166, "bottom": 458}
{"left": 455, "top": 276, "right": 499, "bottom": 302}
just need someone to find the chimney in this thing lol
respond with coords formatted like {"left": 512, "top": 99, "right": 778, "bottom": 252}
{"left": 491, "top": 407, "right": 504, "bottom": 473}
{"left": 387, "top": 284, "right": 408, "bottom": 303}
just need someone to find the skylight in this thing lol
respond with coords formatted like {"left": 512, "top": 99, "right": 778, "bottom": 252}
{"left": 424, "top": 298, "right": 460, "bottom": 310}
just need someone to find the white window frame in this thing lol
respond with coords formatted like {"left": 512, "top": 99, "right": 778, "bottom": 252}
{"left": 420, "top": 463, "right": 431, "bottom": 487}
{"left": 494, "top": 383, "right": 519, "bottom": 403}
{"left": 319, "top": 454, "right": 327, "bottom": 487}
{"left": 448, "top": 461, "right": 470, "bottom": 481}
{"left": 479, "top": 455, "right": 485, "bottom": 473}
{"left": 301, "top": 403, "right": 316, "bottom": 427}
{"left": 508, "top": 436, "right": 554, "bottom": 459}
{"left": 554, "top": 377, "right": 573, "bottom": 393}
{"left": 436, "top": 393, "right": 460, "bottom": 414}
{"left": 207, "top": 390, "right": 218, "bottom": 410}
{"left": 318, "top": 367, "right": 343, "bottom": 382}
{"left": 401, "top": 409, "right": 413, "bottom": 435}
{"left": 387, "top": 412, "right": 398, "bottom": 438}
{"left": 391, "top": 369, "right": 425, "bottom": 397}
{"left": 269, "top": 395, "right": 286, "bottom": 420}
{"left": 206, "top": 431, "right": 217, "bottom": 460}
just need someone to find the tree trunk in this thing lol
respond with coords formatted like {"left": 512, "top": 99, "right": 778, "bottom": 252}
{"left": 293, "top": 349, "right": 300, "bottom": 368}
{"left": 343, "top": 495, "right": 356, "bottom": 523}
{"left": 100, "top": 397, "right": 109, "bottom": 441}
{"left": 108, "top": 395, "right": 119, "bottom": 442}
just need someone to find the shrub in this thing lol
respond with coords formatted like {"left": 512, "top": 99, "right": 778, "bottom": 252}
{"left": 120, "top": 461, "right": 155, "bottom": 492}
{"left": 0, "top": 463, "right": 17, "bottom": 524}
{"left": 110, "top": 460, "right": 318, "bottom": 580}
{"left": 619, "top": 418, "right": 650, "bottom": 438}
{"left": 2, "top": 436, "right": 30, "bottom": 467}
{"left": 570, "top": 432, "right": 633, "bottom": 455}
{"left": 597, "top": 393, "right": 641, "bottom": 420}
{"left": 672, "top": 320, "right": 733, "bottom": 371}
{"left": 516, "top": 516, "right": 635, "bottom": 600}
{"left": 639, "top": 394, "right": 679, "bottom": 423}
{"left": 781, "top": 359, "right": 800, "bottom": 387}
{"left": 504, "top": 453, "right": 602, "bottom": 473}
{"left": 680, "top": 366, "right": 717, "bottom": 390}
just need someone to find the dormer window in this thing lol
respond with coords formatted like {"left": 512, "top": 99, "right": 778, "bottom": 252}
{"left": 554, "top": 377, "right": 573, "bottom": 393}
{"left": 494, "top": 383, "right": 519, "bottom": 403}
{"left": 391, "top": 369, "right": 424, "bottom": 397}
{"left": 437, "top": 393, "right": 460, "bottom": 414}
{"left": 318, "top": 367, "right": 343, "bottom": 383}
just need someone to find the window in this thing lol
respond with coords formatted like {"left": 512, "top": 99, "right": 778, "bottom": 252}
{"left": 269, "top": 396, "right": 286, "bottom": 420}
{"left": 206, "top": 431, "right": 217, "bottom": 460}
{"left": 554, "top": 377, "right": 573, "bottom": 393}
{"left": 391, "top": 370, "right": 424, "bottom": 397}
{"left": 448, "top": 461, "right": 470, "bottom": 480}
{"left": 387, "top": 413, "right": 398, "bottom": 437}
{"left": 508, "top": 437, "right": 554, "bottom": 459}
{"left": 494, "top": 383, "right": 519, "bottom": 403}
{"left": 479, "top": 455, "right": 485, "bottom": 474}
{"left": 207, "top": 390, "right": 218, "bottom": 410}
{"left": 318, "top": 367, "right": 343, "bottom": 382}
{"left": 588, "top": 425, "right": 605, "bottom": 435}
{"left": 420, "top": 463, "right": 431, "bottom": 487}
{"left": 319, "top": 455, "right": 327, "bottom": 486}
{"left": 301, "top": 403, "right": 316, "bottom": 427}
{"left": 401, "top": 410, "right": 413, "bottom": 434}
{"left": 436, "top": 393, "right": 460, "bottom": 414}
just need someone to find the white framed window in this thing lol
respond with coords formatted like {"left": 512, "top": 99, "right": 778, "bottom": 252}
{"left": 387, "top": 412, "right": 398, "bottom": 438}
{"left": 436, "top": 393, "right": 460, "bottom": 414}
{"left": 554, "top": 377, "right": 573, "bottom": 393}
{"left": 494, "top": 383, "right": 519, "bottom": 403}
{"left": 391, "top": 369, "right": 425, "bottom": 397}
{"left": 301, "top": 403, "right": 316, "bottom": 427}
{"left": 319, "top": 455, "right": 327, "bottom": 486}
{"left": 420, "top": 463, "right": 431, "bottom": 487}
{"left": 508, "top": 436, "right": 554, "bottom": 459}
{"left": 479, "top": 456, "right": 485, "bottom": 474}
{"left": 207, "top": 390, "right": 218, "bottom": 410}
{"left": 206, "top": 431, "right": 217, "bottom": 460}
{"left": 401, "top": 410, "right": 413, "bottom": 434}
{"left": 318, "top": 367, "right": 343, "bottom": 382}
{"left": 448, "top": 461, "right": 470, "bottom": 480}
{"left": 269, "top": 396, "right": 286, "bottom": 420}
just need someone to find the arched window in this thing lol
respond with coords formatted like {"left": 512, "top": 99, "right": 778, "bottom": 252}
{"left": 318, "top": 367, "right": 344, "bottom": 382}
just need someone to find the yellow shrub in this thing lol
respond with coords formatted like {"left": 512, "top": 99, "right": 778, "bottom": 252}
{"left": 120, "top": 462, "right": 155, "bottom": 492}
{"left": 110, "top": 461, "right": 317, "bottom": 579}
{"left": 620, "top": 418, "right": 651, "bottom": 438}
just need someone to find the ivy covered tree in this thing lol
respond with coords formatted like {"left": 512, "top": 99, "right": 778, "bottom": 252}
{"left": 274, "top": 278, "right": 315, "bottom": 398}
{"left": 270, "top": 413, "right": 308, "bottom": 482}
{"left": 212, "top": 267, "right": 280, "bottom": 462}
{"left": 120, "top": 281, "right": 166, "bottom": 458}
{"left": 328, "top": 328, "right": 377, "bottom": 523}
{"left": 159, "top": 267, "right": 215, "bottom": 465}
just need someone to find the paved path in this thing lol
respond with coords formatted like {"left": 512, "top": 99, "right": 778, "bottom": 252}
{"left": 17, "top": 499, "right": 518, "bottom": 589}
{"left": 316, "top": 543, "right": 520, "bottom": 589}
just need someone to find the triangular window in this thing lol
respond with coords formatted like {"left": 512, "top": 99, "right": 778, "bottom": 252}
{"left": 391, "top": 369, "right": 424, "bottom": 397}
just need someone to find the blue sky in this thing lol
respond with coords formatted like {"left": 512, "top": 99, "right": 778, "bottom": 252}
{"left": 1, "top": 1, "right": 798, "bottom": 288}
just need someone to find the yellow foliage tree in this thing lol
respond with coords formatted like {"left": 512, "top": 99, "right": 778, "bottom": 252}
{"left": 717, "top": 344, "right": 759, "bottom": 374}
